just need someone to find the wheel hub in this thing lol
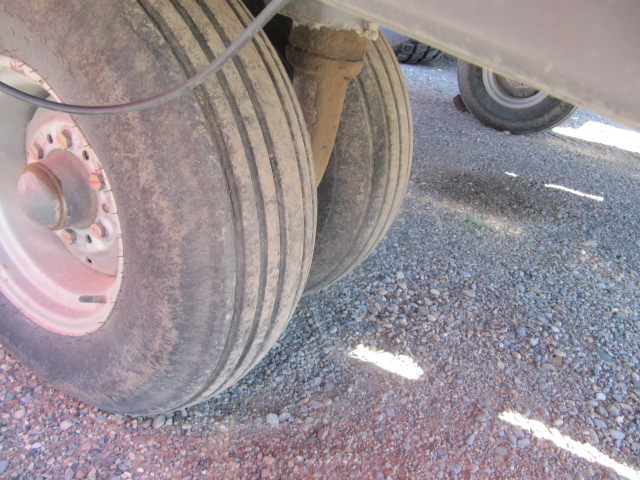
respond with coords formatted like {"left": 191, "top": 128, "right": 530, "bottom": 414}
{"left": 482, "top": 69, "right": 548, "bottom": 109}
{"left": 17, "top": 150, "right": 97, "bottom": 230}
{"left": 0, "top": 53, "right": 123, "bottom": 336}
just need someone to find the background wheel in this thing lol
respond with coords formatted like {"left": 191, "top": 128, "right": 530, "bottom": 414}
{"left": 382, "top": 29, "right": 443, "bottom": 65}
{"left": 304, "top": 33, "right": 413, "bottom": 294}
{"left": 457, "top": 59, "right": 578, "bottom": 134}
{"left": 0, "top": 0, "right": 315, "bottom": 415}
{"left": 396, "top": 41, "right": 443, "bottom": 65}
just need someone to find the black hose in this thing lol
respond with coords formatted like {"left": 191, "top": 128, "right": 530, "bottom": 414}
{"left": 0, "top": 0, "right": 291, "bottom": 115}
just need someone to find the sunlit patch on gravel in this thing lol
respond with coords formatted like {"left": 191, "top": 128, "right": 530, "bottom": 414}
{"left": 349, "top": 344, "right": 424, "bottom": 380}
{"left": 553, "top": 120, "right": 640, "bottom": 154}
{"left": 500, "top": 411, "right": 640, "bottom": 480}
{"left": 544, "top": 184, "right": 605, "bottom": 202}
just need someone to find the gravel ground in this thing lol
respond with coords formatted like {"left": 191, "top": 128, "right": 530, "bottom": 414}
{"left": 1, "top": 56, "right": 639, "bottom": 480}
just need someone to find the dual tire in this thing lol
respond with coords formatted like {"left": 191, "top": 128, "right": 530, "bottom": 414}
{"left": 0, "top": 0, "right": 411, "bottom": 414}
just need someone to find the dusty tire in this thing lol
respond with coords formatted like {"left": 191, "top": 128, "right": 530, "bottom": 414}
{"left": 0, "top": 0, "right": 315, "bottom": 415}
{"left": 457, "top": 59, "right": 577, "bottom": 134}
{"left": 304, "top": 34, "right": 413, "bottom": 294}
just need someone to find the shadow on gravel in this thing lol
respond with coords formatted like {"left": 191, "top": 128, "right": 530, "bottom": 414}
{"left": 419, "top": 169, "right": 564, "bottom": 221}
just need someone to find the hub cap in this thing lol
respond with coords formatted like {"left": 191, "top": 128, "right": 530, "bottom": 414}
{"left": 482, "top": 69, "right": 548, "bottom": 109}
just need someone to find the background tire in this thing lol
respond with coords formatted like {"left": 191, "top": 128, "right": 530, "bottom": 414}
{"left": 0, "top": 0, "right": 315, "bottom": 415}
{"left": 304, "top": 34, "right": 413, "bottom": 294}
{"left": 396, "top": 41, "right": 443, "bottom": 65}
{"left": 457, "top": 59, "right": 578, "bottom": 134}
{"left": 382, "top": 29, "right": 443, "bottom": 65}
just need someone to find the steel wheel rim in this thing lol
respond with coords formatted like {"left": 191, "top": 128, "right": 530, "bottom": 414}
{"left": 482, "top": 69, "right": 548, "bottom": 109}
{"left": 0, "top": 55, "right": 123, "bottom": 336}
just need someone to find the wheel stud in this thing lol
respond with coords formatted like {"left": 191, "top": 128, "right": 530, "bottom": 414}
{"left": 89, "top": 173, "right": 105, "bottom": 191}
{"left": 56, "top": 130, "right": 73, "bottom": 149}
{"left": 28, "top": 143, "right": 44, "bottom": 161}
{"left": 90, "top": 222, "right": 108, "bottom": 239}
{"left": 61, "top": 229, "right": 77, "bottom": 245}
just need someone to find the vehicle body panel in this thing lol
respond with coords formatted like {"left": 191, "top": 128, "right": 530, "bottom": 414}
{"left": 322, "top": 0, "right": 640, "bottom": 130}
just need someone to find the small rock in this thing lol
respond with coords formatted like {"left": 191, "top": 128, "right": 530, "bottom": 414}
{"left": 316, "top": 427, "right": 329, "bottom": 441}
{"left": 60, "top": 420, "right": 73, "bottom": 431}
{"left": 462, "top": 289, "right": 476, "bottom": 298}
{"left": 152, "top": 415, "right": 166, "bottom": 429}
{"left": 593, "top": 418, "right": 608, "bottom": 429}
{"left": 495, "top": 446, "right": 509, "bottom": 457}
{"left": 278, "top": 412, "right": 291, "bottom": 422}
{"left": 609, "top": 429, "right": 626, "bottom": 441}
{"left": 517, "top": 438, "right": 531, "bottom": 448}
{"left": 530, "top": 338, "right": 539, "bottom": 347}
{"left": 307, "top": 400, "right": 325, "bottom": 409}
{"left": 595, "top": 348, "right": 613, "bottom": 362}
{"left": 595, "top": 392, "right": 606, "bottom": 401}
{"left": 263, "top": 455, "right": 276, "bottom": 466}
{"left": 328, "top": 325, "right": 337, "bottom": 334}
{"left": 585, "top": 428, "right": 599, "bottom": 444}
{"left": 516, "top": 327, "right": 527, "bottom": 337}
{"left": 453, "top": 94, "right": 468, "bottom": 112}
{"left": 0, "top": 461, "right": 9, "bottom": 475}
{"left": 13, "top": 406, "right": 26, "bottom": 420}
{"left": 430, "top": 289, "right": 441, "bottom": 297}
{"left": 266, "top": 413, "right": 280, "bottom": 427}
{"left": 465, "top": 434, "right": 476, "bottom": 446}
{"left": 368, "top": 306, "right": 379, "bottom": 315}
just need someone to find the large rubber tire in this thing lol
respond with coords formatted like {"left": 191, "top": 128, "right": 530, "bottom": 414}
{"left": 0, "top": 0, "right": 315, "bottom": 415}
{"left": 382, "top": 29, "right": 443, "bottom": 65}
{"left": 396, "top": 40, "right": 443, "bottom": 65}
{"left": 457, "top": 59, "right": 578, "bottom": 134}
{"left": 304, "top": 34, "right": 413, "bottom": 294}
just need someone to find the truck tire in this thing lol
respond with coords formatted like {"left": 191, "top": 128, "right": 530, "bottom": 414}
{"left": 457, "top": 59, "right": 578, "bottom": 134}
{"left": 380, "top": 29, "right": 442, "bottom": 65}
{"left": 395, "top": 40, "right": 443, "bottom": 65}
{"left": 304, "top": 34, "right": 413, "bottom": 294}
{"left": 0, "top": 0, "right": 315, "bottom": 415}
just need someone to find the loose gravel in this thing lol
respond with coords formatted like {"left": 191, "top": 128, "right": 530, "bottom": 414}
{"left": 1, "top": 55, "right": 639, "bottom": 480}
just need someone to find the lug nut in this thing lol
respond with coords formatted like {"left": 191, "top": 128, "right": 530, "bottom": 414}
{"left": 56, "top": 130, "right": 73, "bottom": 149}
{"left": 90, "top": 222, "right": 108, "bottom": 239}
{"left": 28, "top": 143, "right": 44, "bottom": 161}
{"left": 61, "top": 229, "right": 77, "bottom": 246}
{"left": 88, "top": 173, "right": 105, "bottom": 191}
